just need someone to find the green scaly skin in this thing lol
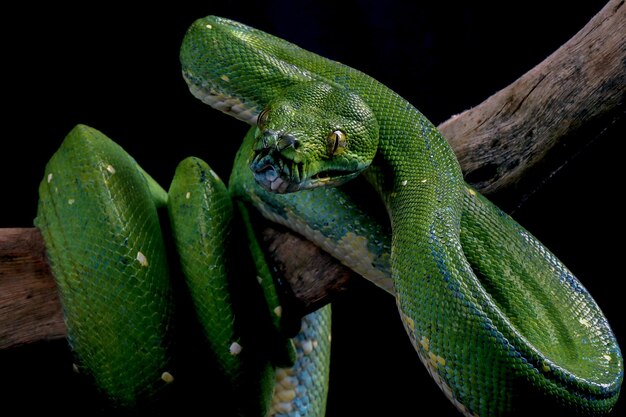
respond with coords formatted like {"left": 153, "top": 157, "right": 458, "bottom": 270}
{"left": 36, "top": 125, "right": 331, "bottom": 416}
{"left": 181, "top": 16, "right": 622, "bottom": 416}
{"left": 35, "top": 125, "right": 176, "bottom": 408}
{"left": 269, "top": 306, "right": 332, "bottom": 417}
{"left": 168, "top": 156, "right": 276, "bottom": 417}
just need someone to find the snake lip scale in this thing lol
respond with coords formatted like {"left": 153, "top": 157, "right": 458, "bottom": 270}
{"left": 250, "top": 149, "right": 360, "bottom": 193}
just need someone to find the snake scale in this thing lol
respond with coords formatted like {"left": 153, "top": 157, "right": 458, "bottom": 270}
{"left": 33, "top": 15, "right": 621, "bottom": 417}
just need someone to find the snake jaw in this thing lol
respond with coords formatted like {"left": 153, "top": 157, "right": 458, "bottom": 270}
{"left": 250, "top": 151, "right": 305, "bottom": 193}
{"left": 250, "top": 147, "right": 360, "bottom": 194}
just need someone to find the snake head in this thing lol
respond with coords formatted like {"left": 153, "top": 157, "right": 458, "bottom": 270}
{"left": 250, "top": 82, "right": 379, "bottom": 193}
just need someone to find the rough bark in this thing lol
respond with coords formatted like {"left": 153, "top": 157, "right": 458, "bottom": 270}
{"left": 440, "top": 0, "right": 625, "bottom": 200}
{"left": 0, "top": 228, "right": 65, "bottom": 349}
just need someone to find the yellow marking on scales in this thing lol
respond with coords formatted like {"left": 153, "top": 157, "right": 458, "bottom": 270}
{"left": 277, "top": 373, "right": 297, "bottom": 390}
{"left": 185, "top": 191, "right": 191, "bottom": 199}
{"left": 428, "top": 351, "right": 446, "bottom": 369}
{"left": 47, "top": 173, "right": 53, "bottom": 183}
{"left": 220, "top": 74, "right": 230, "bottom": 82}
{"left": 271, "top": 368, "right": 298, "bottom": 416}
{"left": 106, "top": 164, "right": 116, "bottom": 174}
{"left": 273, "top": 305, "right": 283, "bottom": 317}
{"left": 277, "top": 388, "right": 296, "bottom": 402}
{"left": 68, "top": 198, "right": 75, "bottom": 205}
{"left": 338, "top": 232, "right": 375, "bottom": 266}
{"left": 579, "top": 317, "right": 591, "bottom": 328}
{"left": 161, "top": 371, "right": 174, "bottom": 383}
{"left": 279, "top": 376, "right": 297, "bottom": 388}
{"left": 419, "top": 336, "right": 430, "bottom": 352}
{"left": 401, "top": 313, "right": 415, "bottom": 333}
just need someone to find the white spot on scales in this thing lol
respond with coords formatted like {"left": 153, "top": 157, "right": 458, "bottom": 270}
{"left": 301, "top": 339, "right": 316, "bottom": 355}
{"left": 229, "top": 342, "right": 242, "bottom": 356}
{"left": 209, "top": 169, "right": 220, "bottom": 181}
{"left": 136, "top": 251, "right": 148, "bottom": 267}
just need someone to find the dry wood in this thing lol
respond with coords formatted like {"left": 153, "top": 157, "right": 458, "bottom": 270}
{"left": 261, "top": 225, "right": 355, "bottom": 319}
{"left": 440, "top": 0, "right": 626, "bottom": 197}
{"left": 1, "top": 0, "right": 624, "bottom": 349}
{"left": 0, "top": 228, "right": 65, "bottom": 348}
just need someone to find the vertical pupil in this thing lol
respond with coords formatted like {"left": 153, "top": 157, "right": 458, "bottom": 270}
{"left": 332, "top": 133, "right": 339, "bottom": 154}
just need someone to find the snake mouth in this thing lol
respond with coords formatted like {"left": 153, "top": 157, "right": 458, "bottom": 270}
{"left": 250, "top": 151, "right": 358, "bottom": 194}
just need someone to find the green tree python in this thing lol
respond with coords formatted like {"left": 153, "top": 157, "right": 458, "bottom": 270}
{"left": 33, "top": 15, "right": 622, "bottom": 417}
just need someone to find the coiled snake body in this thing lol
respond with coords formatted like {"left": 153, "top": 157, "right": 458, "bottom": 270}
{"left": 34, "top": 15, "right": 622, "bottom": 417}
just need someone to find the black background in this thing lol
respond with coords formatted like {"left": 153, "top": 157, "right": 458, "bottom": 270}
{"left": 1, "top": 1, "right": 623, "bottom": 416}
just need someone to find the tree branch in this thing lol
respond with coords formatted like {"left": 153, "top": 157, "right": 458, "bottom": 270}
{"left": 0, "top": 228, "right": 64, "bottom": 349}
{"left": 440, "top": 0, "right": 625, "bottom": 199}
{"left": 1, "top": 0, "right": 624, "bottom": 348}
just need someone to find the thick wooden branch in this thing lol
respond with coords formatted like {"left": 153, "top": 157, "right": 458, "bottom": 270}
{"left": 0, "top": 228, "right": 65, "bottom": 349}
{"left": 1, "top": 0, "right": 624, "bottom": 349}
{"left": 440, "top": 0, "right": 625, "bottom": 197}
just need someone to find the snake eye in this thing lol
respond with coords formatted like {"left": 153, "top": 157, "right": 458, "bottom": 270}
{"left": 327, "top": 130, "right": 346, "bottom": 156}
{"left": 257, "top": 108, "right": 269, "bottom": 128}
